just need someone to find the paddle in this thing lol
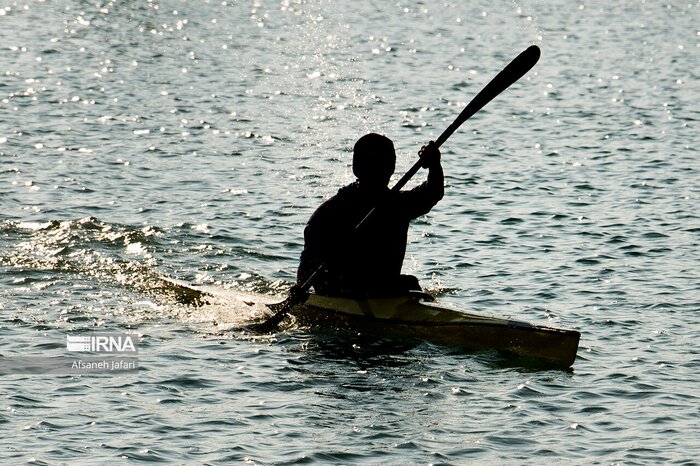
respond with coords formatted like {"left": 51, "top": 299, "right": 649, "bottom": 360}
{"left": 253, "top": 45, "right": 541, "bottom": 333}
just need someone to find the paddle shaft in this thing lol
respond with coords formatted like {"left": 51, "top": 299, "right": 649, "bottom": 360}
{"left": 392, "top": 45, "right": 541, "bottom": 192}
{"left": 259, "top": 45, "right": 541, "bottom": 331}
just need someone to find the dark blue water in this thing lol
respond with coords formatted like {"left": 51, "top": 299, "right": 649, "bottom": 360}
{"left": 1, "top": 1, "right": 699, "bottom": 463}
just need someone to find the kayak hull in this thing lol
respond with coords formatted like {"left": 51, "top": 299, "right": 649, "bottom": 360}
{"left": 160, "top": 277, "right": 580, "bottom": 369}
{"left": 293, "top": 293, "right": 580, "bottom": 369}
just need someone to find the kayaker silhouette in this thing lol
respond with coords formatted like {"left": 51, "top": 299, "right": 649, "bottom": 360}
{"left": 297, "top": 133, "right": 444, "bottom": 298}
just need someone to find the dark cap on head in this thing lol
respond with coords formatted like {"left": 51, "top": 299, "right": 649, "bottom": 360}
{"left": 352, "top": 133, "right": 396, "bottom": 184}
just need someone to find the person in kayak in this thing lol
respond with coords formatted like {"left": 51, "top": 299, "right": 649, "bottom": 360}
{"left": 297, "top": 133, "right": 444, "bottom": 298}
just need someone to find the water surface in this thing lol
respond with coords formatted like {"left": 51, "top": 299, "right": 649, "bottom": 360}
{"left": 1, "top": 0, "right": 698, "bottom": 463}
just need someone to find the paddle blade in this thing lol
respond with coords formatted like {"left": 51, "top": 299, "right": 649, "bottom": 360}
{"left": 435, "top": 45, "right": 541, "bottom": 148}
{"left": 247, "top": 287, "right": 309, "bottom": 333}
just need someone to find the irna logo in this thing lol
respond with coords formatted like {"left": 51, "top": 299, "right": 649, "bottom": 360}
{"left": 66, "top": 334, "right": 138, "bottom": 353}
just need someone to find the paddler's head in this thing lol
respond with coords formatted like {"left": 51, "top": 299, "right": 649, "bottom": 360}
{"left": 353, "top": 133, "right": 396, "bottom": 187}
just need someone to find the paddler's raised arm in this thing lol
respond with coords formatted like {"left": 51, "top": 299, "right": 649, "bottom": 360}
{"left": 419, "top": 141, "right": 444, "bottom": 203}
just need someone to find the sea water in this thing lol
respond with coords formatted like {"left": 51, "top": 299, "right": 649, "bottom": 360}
{"left": 1, "top": 0, "right": 698, "bottom": 463}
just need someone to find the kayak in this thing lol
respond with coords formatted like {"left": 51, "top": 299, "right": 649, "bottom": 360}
{"left": 161, "top": 278, "right": 580, "bottom": 369}
{"left": 296, "top": 292, "right": 580, "bottom": 369}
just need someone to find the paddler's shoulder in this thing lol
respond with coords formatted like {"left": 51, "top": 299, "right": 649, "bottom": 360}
{"left": 336, "top": 181, "right": 361, "bottom": 197}
{"left": 324, "top": 181, "right": 364, "bottom": 206}
{"left": 307, "top": 182, "right": 359, "bottom": 220}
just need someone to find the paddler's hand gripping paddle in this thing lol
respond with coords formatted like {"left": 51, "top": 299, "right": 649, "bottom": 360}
{"left": 253, "top": 45, "right": 541, "bottom": 333}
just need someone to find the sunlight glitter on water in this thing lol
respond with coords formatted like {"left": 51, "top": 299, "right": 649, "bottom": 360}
{"left": 1, "top": 0, "right": 699, "bottom": 463}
